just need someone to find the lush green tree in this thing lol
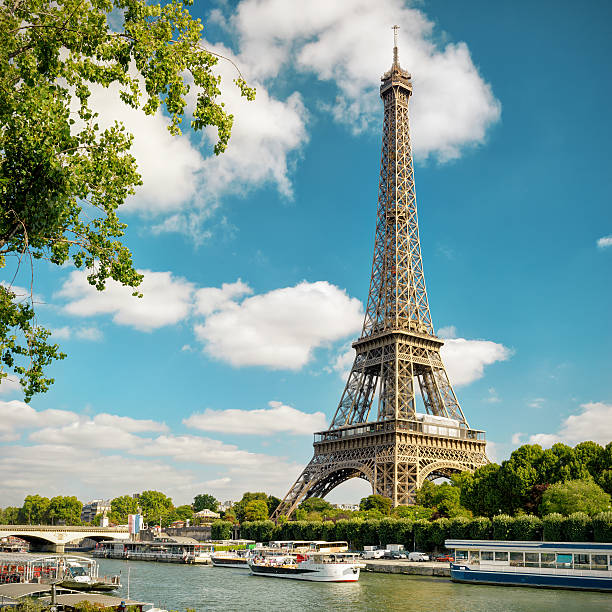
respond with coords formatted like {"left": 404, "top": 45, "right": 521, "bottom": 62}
{"left": 266, "top": 495, "right": 282, "bottom": 516}
{"left": 193, "top": 494, "right": 218, "bottom": 513}
{"left": 110, "top": 495, "right": 139, "bottom": 524}
{"left": 0, "top": 0, "right": 254, "bottom": 400}
{"left": 460, "top": 463, "right": 503, "bottom": 517}
{"left": 299, "top": 497, "right": 334, "bottom": 513}
{"left": 234, "top": 493, "right": 268, "bottom": 522}
{"left": 211, "top": 520, "right": 233, "bottom": 540}
{"left": 0, "top": 507, "right": 20, "bottom": 524}
{"left": 592, "top": 511, "right": 612, "bottom": 542}
{"left": 18, "top": 495, "right": 51, "bottom": 524}
{"left": 543, "top": 513, "right": 565, "bottom": 541}
{"left": 416, "top": 481, "right": 469, "bottom": 518}
{"left": 47, "top": 496, "right": 82, "bottom": 525}
{"left": 172, "top": 505, "right": 194, "bottom": 522}
{"left": 221, "top": 507, "right": 238, "bottom": 524}
{"left": 138, "top": 490, "right": 173, "bottom": 524}
{"left": 244, "top": 500, "right": 269, "bottom": 521}
{"left": 391, "top": 504, "right": 434, "bottom": 521}
{"left": 359, "top": 494, "right": 392, "bottom": 515}
{"left": 539, "top": 479, "right": 611, "bottom": 516}
{"left": 573, "top": 441, "right": 604, "bottom": 479}
{"left": 497, "top": 445, "right": 545, "bottom": 514}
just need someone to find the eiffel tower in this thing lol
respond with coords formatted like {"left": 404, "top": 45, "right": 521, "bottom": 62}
{"left": 273, "top": 27, "right": 488, "bottom": 518}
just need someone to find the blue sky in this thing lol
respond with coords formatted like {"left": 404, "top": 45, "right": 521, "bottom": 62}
{"left": 1, "top": 0, "right": 611, "bottom": 507}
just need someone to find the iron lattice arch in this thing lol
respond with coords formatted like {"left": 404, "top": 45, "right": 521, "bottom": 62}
{"left": 273, "top": 31, "right": 488, "bottom": 520}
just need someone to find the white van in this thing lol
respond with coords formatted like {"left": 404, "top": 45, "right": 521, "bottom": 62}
{"left": 362, "top": 549, "right": 385, "bottom": 559}
{"left": 408, "top": 552, "right": 430, "bottom": 562}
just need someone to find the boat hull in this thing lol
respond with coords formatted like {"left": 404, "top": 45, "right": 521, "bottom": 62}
{"left": 450, "top": 564, "right": 612, "bottom": 592}
{"left": 211, "top": 558, "right": 249, "bottom": 569}
{"left": 249, "top": 563, "right": 360, "bottom": 582}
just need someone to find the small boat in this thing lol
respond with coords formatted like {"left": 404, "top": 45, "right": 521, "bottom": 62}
{"left": 210, "top": 551, "right": 250, "bottom": 569}
{"left": 248, "top": 552, "right": 365, "bottom": 582}
{"left": 58, "top": 559, "right": 121, "bottom": 592}
{"left": 446, "top": 539, "right": 612, "bottom": 592}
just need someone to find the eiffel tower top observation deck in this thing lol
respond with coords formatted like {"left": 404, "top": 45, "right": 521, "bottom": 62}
{"left": 273, "top": 28, "right": 487, "bottom": 518}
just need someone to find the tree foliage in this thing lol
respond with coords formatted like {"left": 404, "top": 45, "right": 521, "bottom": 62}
{"left": 539, "top": 479, "right": 611, "bottom": 516}
{"left": 110, "top": 495, "right": 139, "bottom": 524}
{"left": 138, "top": 490, "right": 173, "bottom": 525}
{"left": 359, "top": 494, "right": 392, "bottom": 515}
{"left": 244, "top": 500, "right": 268, "bottom": 521}
{"left": 0, "top": 0, "right": 254, "bottom": 399}
{"left": 193, "top": 493, "right": 218, "bottom": 513}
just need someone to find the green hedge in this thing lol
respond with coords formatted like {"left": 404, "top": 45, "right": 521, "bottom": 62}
{"left": 238, "top": 512, "right": 612, "bottom": 551}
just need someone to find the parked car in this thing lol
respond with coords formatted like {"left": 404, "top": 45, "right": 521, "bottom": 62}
{"left": 408, "top": 552, "right": 430, "bottom": 562}
{"left": 435, "top": 554, "right": 454, "bottom": 562}
{"left": 388, "top": 551, "right": 407, "bottom": 559}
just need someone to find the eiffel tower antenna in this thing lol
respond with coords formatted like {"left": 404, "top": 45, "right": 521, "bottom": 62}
{"left": 273, "top": 29, "right": 488, "bottom": 519}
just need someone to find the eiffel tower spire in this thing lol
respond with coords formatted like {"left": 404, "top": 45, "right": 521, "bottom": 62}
{"left": 273, "top": 28, "right": 488, "bottom": 518}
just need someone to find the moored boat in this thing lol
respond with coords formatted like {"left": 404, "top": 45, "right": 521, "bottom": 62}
{"left": 446, "top": 539, "right": 612, "bottom": 592}
{"left": 210, "top": 550, "right": 250, "bottom": 569}
{"left": 248, "top": 552, "right": 364, "bottom": 582}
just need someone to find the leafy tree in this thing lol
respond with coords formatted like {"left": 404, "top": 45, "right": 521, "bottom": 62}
{"left": 110, "top": 495, "right": 139, "bottom": 524}
{"left": 539, "top": 479, "right": 612, "bottom": 516}
{"left": 47, "top": 496, "right": 82, "bottom": 525}
{"left": 138, "top": 490, "right": 173, "bottom": 525}
{"left": 193, "top": 494, "right": 218, "bottom": 513}
{"left": 460, "top": 463, "right": 503, "bottom": 517}
{"left": 234, "top": 492, "right": 268, "bottom": 522}
{"left": 244, "top": 500, "right": 269, "bottom": 521}
{"left": 211, "top": 520, "right": 233, "bottom": 540}
{"left": 18, "top": 495, "right": 50, "bottom": 524}
{"left": 359, "top": 494, "right": 392, "bottom": 515}
{"left": 266, "top": 495, "right": 282, "bottom": 517}
{"left": 391, "top": 504, "right": 434, "bottom": 521}
{"left": 0, "top": 0, "right": 254, "bottom": 400}
{"left": 416, "top": 481, "right": 469, "bottom": 518}
{"left": 0, "top": 506, "right": 20, "bottom": 524}
{"left": 298, "top": 497, "right": 334, "bottom": 513}
{"left": 497, "top": 445, "right": 545, "bottom": 514}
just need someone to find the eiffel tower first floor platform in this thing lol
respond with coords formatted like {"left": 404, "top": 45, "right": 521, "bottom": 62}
{"left": 272, "top": 418, "right": 488, "bottom": 519}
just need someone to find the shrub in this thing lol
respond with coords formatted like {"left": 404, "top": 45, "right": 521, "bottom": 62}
{"left": 414, "top": 519, "right": 434, "bottom": 551}
{"left": 468, "top": 517, "right": 491, "bottom": 540}
{"left": 211, "top": 520, "right": 233, "bottom": 540}
{"left": 543, "top": 513, "right": 565, "bottom": 541}
{"left": 563, "top": 512, "right": 592, "bottom": 541}
{"left": 510, "top": 515, "right": 542, "bottom": 541}
{"left": 447, "top": 517, "right": 470, "bottom": 539}
{"left": 429, "top": 518, "right": 450, "bottom": 550}
{"left": 592, "top": 511, "right": 612, "bottom": 542}
{"left": 491, "top": 515, "right": 514, "bottom": 540}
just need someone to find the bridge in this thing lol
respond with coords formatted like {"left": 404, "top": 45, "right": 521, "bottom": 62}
{"left": 0, "top": 525, "right": 130, "bottom": 553}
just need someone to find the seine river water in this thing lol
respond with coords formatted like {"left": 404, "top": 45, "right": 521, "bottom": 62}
{"left": 95, "top": 558, "right": 610, "bottom": 612}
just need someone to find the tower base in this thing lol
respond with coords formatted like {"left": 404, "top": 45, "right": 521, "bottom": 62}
{"left": 273, "top": 419, "right": 488, "bottom": 518}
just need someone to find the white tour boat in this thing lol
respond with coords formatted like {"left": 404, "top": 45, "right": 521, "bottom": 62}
{"left": 248, "top": 552, "right": 365, "bottom": 582}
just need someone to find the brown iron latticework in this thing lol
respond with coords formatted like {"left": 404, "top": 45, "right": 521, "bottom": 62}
{"left": 273, "top": 27, "right": 488, "bottom": 519}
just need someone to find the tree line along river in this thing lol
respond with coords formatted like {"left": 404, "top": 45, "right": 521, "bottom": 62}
{"left": 95, "top": 557, "right": 611, "bottom": 612}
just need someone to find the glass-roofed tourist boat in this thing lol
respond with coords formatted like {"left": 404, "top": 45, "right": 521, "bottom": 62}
{"left": 445, "top": 539, "right": 612, "bottom": 592}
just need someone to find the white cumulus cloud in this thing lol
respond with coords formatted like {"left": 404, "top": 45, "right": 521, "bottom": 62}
{"left": 597, "top": 235, "right": 612, "bottom": 249}
{"left": 57, "top": 269, "right": 195, "bottom": 331}
{"left": 528, "top": 402, "right": 612, "bottom": 448}
{"left": 184, "top": 401, "right": 328, "bottom": 435}
{"left": 226, "top": 0, "right": 500, "bottom": 161}
{"left": 441, "top": 337, "right": 513, "bottom": 387}
{"left": 194, "top": 280, "right": 363, "bottom": 369}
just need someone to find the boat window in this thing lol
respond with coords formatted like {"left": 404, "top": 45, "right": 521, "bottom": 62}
{"left": 591, "top": 554, "right": 607, "bottom": 570}
{"left": 509, "top": 552, "right": 524, "bottom": 567}
{"left": 469, "top": 551, "right": 480, "bottom": 565}
{"left": 494, "top": 551, "right": 508, "bottom": 563}
{"left": 525, "top": 553, "right": 539, "bottom": 567}
{"left": 455, "top": 550, "right": 468, "bottom": 561}
{"left": 481, "top": 551, "right": 493, "bottom": 561}
{"left": 555, "top": 553, "right": 572, "bottom": 568}
{"left": 69, "top": 566, "right": 87, "bottom": 576}
{"left": 540, "top": 553, "right": 555, "bottom": 568}
{"left": 574, "top": 554, "right": 590, "bottom": 569}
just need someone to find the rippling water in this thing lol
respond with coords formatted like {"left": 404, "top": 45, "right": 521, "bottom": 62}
{"left": 95, "top": 558, "right": 610, "bottom": 612}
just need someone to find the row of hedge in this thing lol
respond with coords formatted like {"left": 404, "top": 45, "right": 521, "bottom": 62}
{"left": 234, "top": 512, "right": 612, "bottom": 551}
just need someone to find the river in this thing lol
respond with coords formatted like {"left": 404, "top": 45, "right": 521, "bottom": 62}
{"left": 95, "top": 558, "right": 611, "bottom": 611}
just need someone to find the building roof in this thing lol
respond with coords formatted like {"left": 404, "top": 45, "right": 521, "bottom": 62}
{"left": 194, "top": 509, "right": 220, "bottom": 517}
